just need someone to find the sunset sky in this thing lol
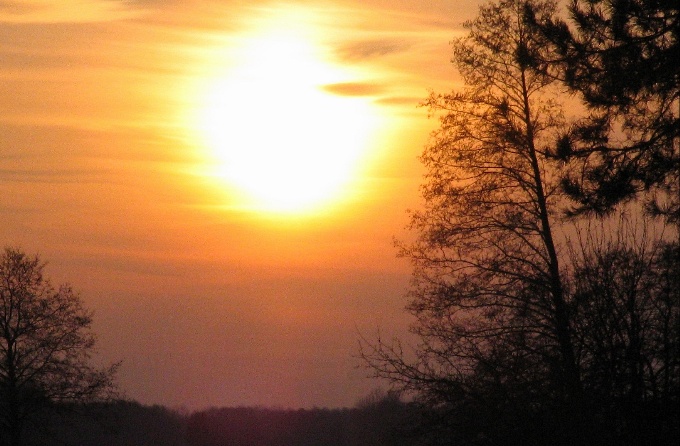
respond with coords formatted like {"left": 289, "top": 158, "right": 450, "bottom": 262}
{"left": 1, "top": 0, "right": 485, "bottom": 410}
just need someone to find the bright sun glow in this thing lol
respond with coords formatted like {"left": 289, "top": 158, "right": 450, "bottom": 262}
{"left": 193, "top": 13, "right": 379, "bottom": 215}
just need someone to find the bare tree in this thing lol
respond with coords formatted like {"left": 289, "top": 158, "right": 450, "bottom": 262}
{"left": 566, "top": 221, "right": 680, "bottom": 444}
{"left": 362, "top": 0, "right": 587, "bottom": 444}
{"left": 0, "top": 247, "right": 118, "bottom": 446}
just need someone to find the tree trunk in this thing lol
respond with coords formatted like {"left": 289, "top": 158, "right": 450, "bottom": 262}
{"left": 519, "top": 65, "right": 581, "bottom": 402}
{"left": 519, "top": 64, "right": 585, "bottom": 445}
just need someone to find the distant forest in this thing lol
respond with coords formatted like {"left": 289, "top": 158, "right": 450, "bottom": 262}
{"left": 24, "top": 392, "right": 420, "bottom": 446}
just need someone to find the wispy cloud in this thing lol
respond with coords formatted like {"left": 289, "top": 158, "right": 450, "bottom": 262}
{"left": 335, "top": 38, "right": 411, "bottom": 61}
{"left": 374, "top": 95, "right": 422, "bottom": 107}
{"left": 322, "top": 82, "right": 385, "bottom": 97}
{"left": 0, "top": 0, "right": 143, "bottom": 23}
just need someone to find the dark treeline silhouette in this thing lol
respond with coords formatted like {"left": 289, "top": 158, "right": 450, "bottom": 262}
{"left": 187, "top": 396, "right": 414, "bottom": 446}
{"left": 187, "top": 390, "right": 418, "bottom": 446}
{"left": 23, "top": 400, "right": 188, "bottom": 446}
{"left": 18, "top": 391, "right": 419, "bottom": 446}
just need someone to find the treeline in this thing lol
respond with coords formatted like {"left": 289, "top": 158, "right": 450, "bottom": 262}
{"left": 188, "top": 396, "right": 415, "bottom": 446}
{"left": 23, "top": 401, "right": 188, "bottom": 446}
{"left": 23, "top": 393, "right": 420, "bottom": 446}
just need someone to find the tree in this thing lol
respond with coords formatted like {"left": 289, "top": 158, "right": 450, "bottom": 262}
{"left": 362, "top": 0, "right": 680, "bottom": 444}
{"left": 526, "top": 0, "right": 680, "bottom": 223}
{"left": 0, "top": 247, "right": 118, "bottom": 446}
{"left": 566, "top": 223, "right": 680, "bottom": 445}
{"left": 362, "top": 0, "right": 588, "bottom": 444}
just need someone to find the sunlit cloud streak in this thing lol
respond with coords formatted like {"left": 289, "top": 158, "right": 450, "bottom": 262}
{"left": 0, "top": 0, "right": 145, "bottom": 23}
{"left": 322, "top": 82, "right": 385, "bottom": 97}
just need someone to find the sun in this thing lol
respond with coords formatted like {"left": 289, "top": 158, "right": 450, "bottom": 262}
{"left": 193, "top": 18, "right": 379, "bottom": 215}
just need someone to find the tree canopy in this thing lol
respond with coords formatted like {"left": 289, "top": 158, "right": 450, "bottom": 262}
{"left": 0, "top": 248, "right": 118, "bottom": 446}
{"left": 527, "top": 0, "right": 680, "bottom": 222}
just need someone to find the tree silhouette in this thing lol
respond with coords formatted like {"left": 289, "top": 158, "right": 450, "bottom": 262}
{"left": 0, "top": 248, "right": 118, "bottom": 446}
{"left": 526, "top": 0, "right": 680, "bottom": 223}
{"left": 362, "top": 1, "right": 679, "bottom": 444}
{"left": 566, "top": 223, "right": 680, "bottom": 445}
{"left": 362, "top": 0, "right": 589, "bottom": 444}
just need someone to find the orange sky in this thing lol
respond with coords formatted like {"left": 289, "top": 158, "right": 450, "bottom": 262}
{"left": 1, "top": 0, "right": 484, "bottom": 409}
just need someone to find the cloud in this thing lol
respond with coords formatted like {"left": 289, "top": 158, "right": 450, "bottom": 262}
{"left": 374, "top": 95, "right": 422, "bottom": 107}
{"left": 0, "top": 0, "right": 143, "bottom": 23}
{"left": 336, "top": 38, "right": 411, "bottom": 61}
{"left": 322, "top": 82, "right": 384, "bottom": 97}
